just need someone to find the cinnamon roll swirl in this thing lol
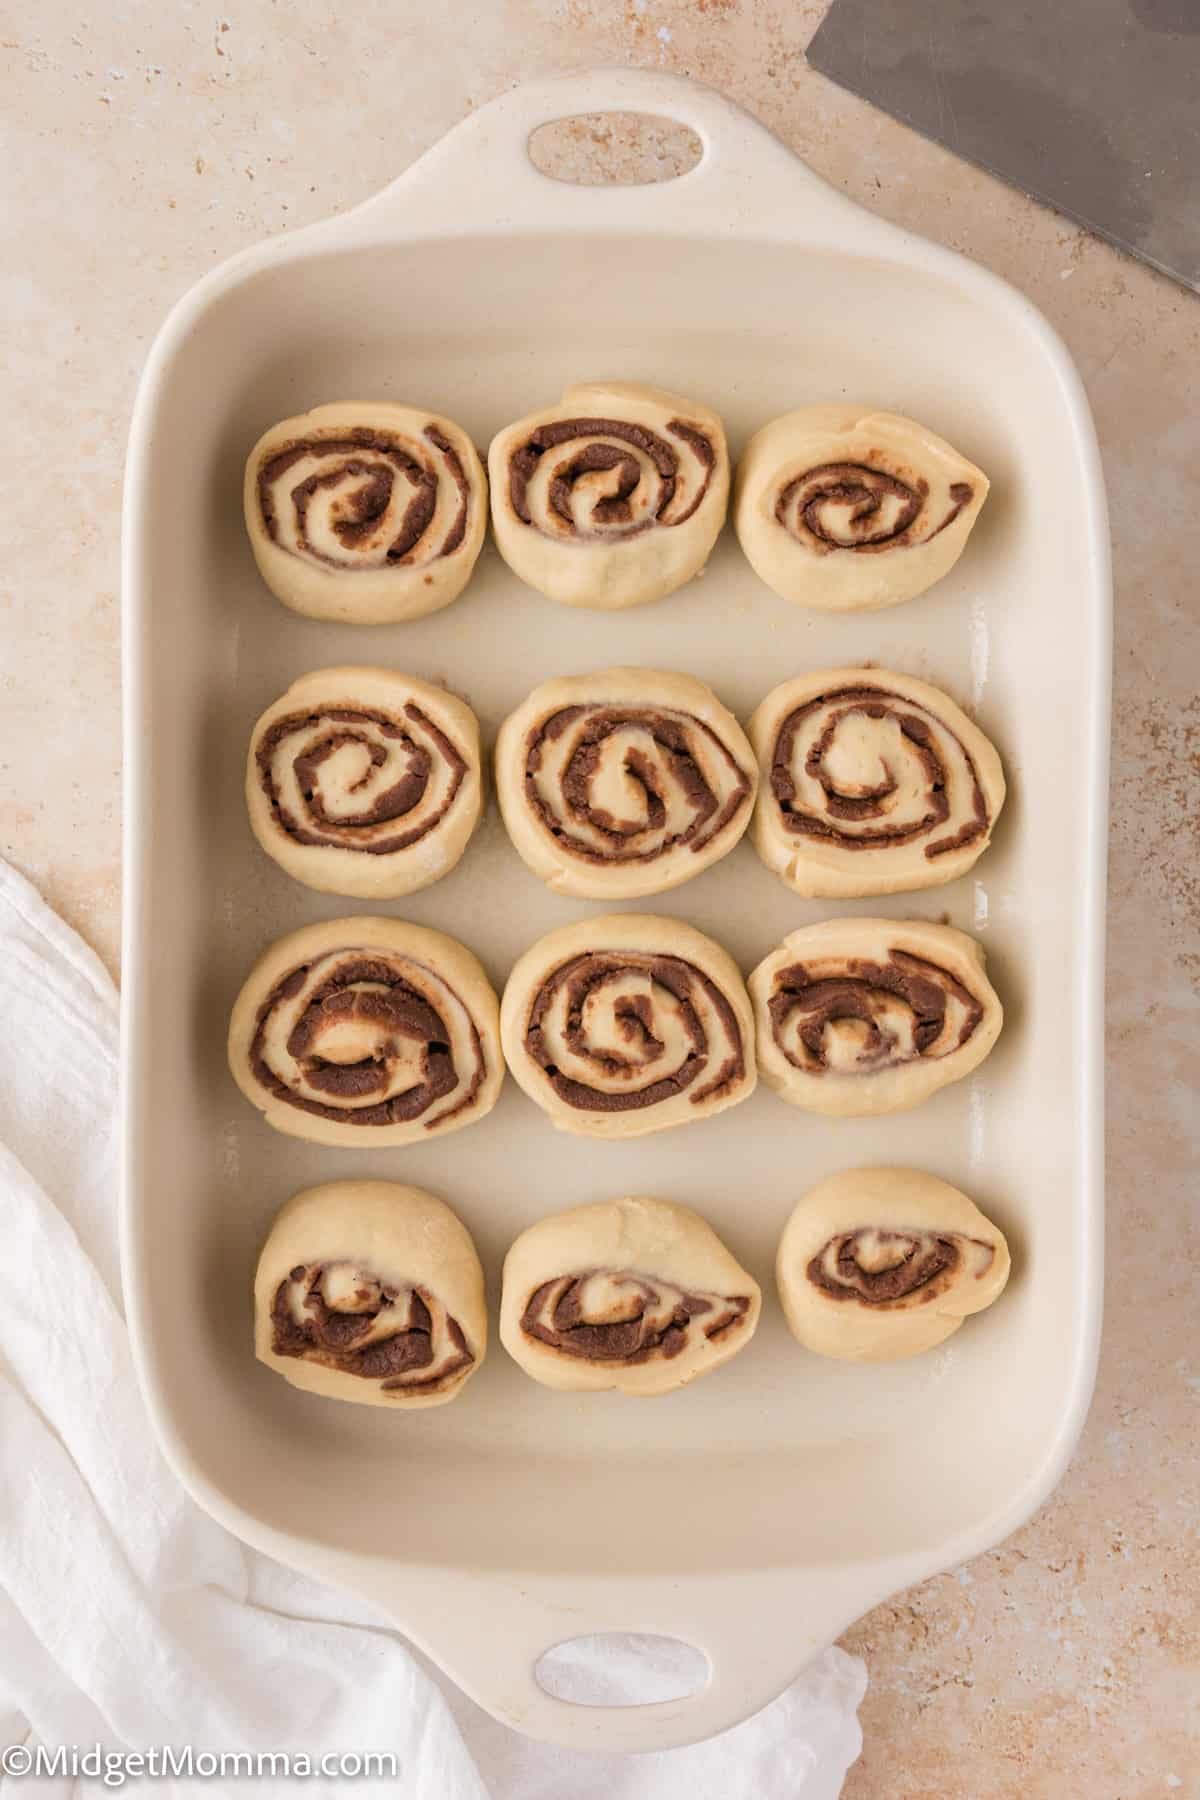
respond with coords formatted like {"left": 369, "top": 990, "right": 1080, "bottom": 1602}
{"left": 501, "top": 1196, "right": 760, "bottom": 1395}
{"left": 254, "top": 1181, "right": 486, "bottom": 1407}
{"left": 734, "top": 407, "right": 988, "bottom": 611}
{"left": 750, "top": 919, "right": 1003, "bottom": 1116}
{"left": 776, "top": 1168, "right": 1011, "bottom": 1361}
{"left": 228, "top": 917, "right": 503, "bottom": 1148}
{"left": 244, "top": 402, "right": 487, "bottom": 623}
{"left": 748, "top": 667, "right": 1006, "bottom": 896}
{"left": 488, "top": 383, "right": 729, "bottom": 609}
{"left": 494, "top": 667, "right": 756, "bottom": 899}
{"left": 246, "top": 667, "right": 482, "bottom": 898}
{"left": 500, "top": 914, "right": 755, "bottom": 1139}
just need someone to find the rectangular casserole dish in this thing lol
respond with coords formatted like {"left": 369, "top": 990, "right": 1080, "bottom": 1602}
{"left": 121, "top": 69, "right": 1110, "bottom": 1752}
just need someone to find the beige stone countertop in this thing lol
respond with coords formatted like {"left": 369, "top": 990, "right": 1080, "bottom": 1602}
{"left": 4, "top": 2, "right": 1197, "bottom": 1793}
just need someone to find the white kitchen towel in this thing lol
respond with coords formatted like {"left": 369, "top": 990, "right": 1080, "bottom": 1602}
{"left": 0, "top": 857, "right": 866, "bottom": 1798}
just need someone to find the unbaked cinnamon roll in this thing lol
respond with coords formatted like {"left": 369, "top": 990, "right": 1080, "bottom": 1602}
{"left": 494, "top": 667, "right": 756, "bottom": 899}
{"left": 488, "top": 382, "right": 729, "bottom": 609}
{"left": 750, "top": 919, "right": 1003, "bottom": 1116}
{"left": 255, "top": 1181, "right": 486, "bottom": 1408}
{"left": 228, "top": 917, "right": 503, "bottom": 1147}
{"left": 501, "top": 1196, "right": 760, "bottom": 1395}
{"left": 776, "top": 1167, "right": 1011, "bottom": 1361}
{"left": 749, "top": 667, "right": 1006, "bottom": 897}
{"left": 244, "top": 402, "right": 487, "bottom": 623}
{"left": 246, "top": 667, "right": 482, "bottom": 899}
{"left": 500, "top": 914, "right": 755, "bottom": 1139}
{"left": 734, "top": 407, "right": 988, "bottom": 611}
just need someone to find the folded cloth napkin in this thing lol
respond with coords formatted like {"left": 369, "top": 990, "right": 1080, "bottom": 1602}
{"left": 0, "top": 858, "right": 866, "bottom": 1798}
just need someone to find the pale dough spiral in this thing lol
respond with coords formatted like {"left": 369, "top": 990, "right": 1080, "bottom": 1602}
{"left": 500, "top": 1196, "right": 760, "bottom": 1396}
{"left": 244, "top": 401, "right": 487, "bottom": 624}
{"left": 734, "top": 407, "right": 988, "bottom": 612}
{"left": 750, "top": 918, "right": 1003, "bottom": 1116}
{"left": 748, "top": 666, "right": 1006, "bottom": 897}
{"left": 500, "top": 914, "right": 756, "bottom": 1139}
{"left": 254, "top": 1181, "right": 486, "bottom": 1408}
{"left": 228, "top": 916, "right": 503, "bottom": 1148}
{"left": 246, "top": 666, "right": 482, "bottom": 899}
{"left": 494, "top": 667, "right": 757, "bottom": 899}
{"left": 487, "top": 382, "right": 729, "bottom": 609}
{"left": 776, "top": 1167, "right": 1011, "bottom": 1361}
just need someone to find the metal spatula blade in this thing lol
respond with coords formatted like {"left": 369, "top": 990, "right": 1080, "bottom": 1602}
{"left": 807, "top": 0, "right": 1200, "bottom": 293}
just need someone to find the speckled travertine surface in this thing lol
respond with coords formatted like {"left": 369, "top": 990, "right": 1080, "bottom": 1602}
{"left": 3, "top": 4, "right": 1197, "bottom": 1792}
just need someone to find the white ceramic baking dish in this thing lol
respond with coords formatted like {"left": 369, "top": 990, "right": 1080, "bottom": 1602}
{"left": 121, "top": 70, "right": 1110, "bottom": 1752}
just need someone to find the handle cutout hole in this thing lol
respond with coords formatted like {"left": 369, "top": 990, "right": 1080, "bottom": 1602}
{"left": 527, "top": 112, "right": 703, "bottom": 187}
{"left": 535, "top": 1633, "right": 710, "bottom": 1707}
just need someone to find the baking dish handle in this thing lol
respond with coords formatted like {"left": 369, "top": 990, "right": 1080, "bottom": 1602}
{"left": 323, "top": 69, "right": 891, "bottom": 252}
{"left": 365, "top": 1560, "right": 894, "bottom": 1754}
